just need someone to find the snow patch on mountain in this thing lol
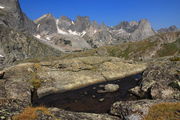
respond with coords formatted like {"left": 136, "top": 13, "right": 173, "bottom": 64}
{"left": 0, "top": 6, "right": 5, "bottom": 9}
{"left": 0, "top": 54, "right": 4, "bottom": 57}
{"left": 56, "top": 19, "right": 68, "bottom": 35}
{"left": 81, "top": 31, "right": 86, "bottom": 36}
{"left": 94, "top": 30, "right": 97, "bottom": 34}
{"left": 72, "top": 21, "right": 75, "bottom": 25}
{"left": 118, "top": 29, "right": 126, "bottom": 33}
{"left": 37, "top": 24, "right": 40, "bottom": 30}
{"left": 68, "top": 30, "right": 80, "bottom": 36}
{"left": 46, "top": 37, "right": 51, "bottom": 40}
{"left": 58, "top": 29, "right": 68, "bottom": 35}
{"left": 34, "top": 35, "right": 41, "bottom": 39}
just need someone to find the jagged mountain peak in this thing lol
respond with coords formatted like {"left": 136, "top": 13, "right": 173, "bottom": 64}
{"left": 130, "top": 19, "right": 155, "bottom": 41}
{"left": 114, "top": 20, "right": 138, "bottom": 33}
{"left": 76, "top": 16, "right": 90, "bottom": 21}
{"left": 0, "top": 0, "right": 36, "bottom": 33}
{"left": 129, "top": 21, "right": 138, "bottom": 26}
{"left": 158, "top": 25, "right": 178, "bottom": 33}
{"left": 34, "top": 14, "right": 57, "bottom": 36}
{"left": 138, "top": 19, "right": 149, "bottom": 23}
{"left": 60, "top": 16, "right": 72, "bottom": 22}
{"left": 0, "top": 0, "right": 19, "bottom": 10}
{"left": 34, "top": 13, "right": 55, "bottom": 23}
{"left": 69, "top": 16, "right": 91, "bottom": 32}
{"left": 34, "top": 14, "right": 157, "bottom": 49}
{"left": 137, "top": 19, "right": 153, "bottom": 30}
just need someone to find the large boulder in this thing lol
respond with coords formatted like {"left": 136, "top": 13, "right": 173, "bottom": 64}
{"left": 110, "top": 99, "right": 179, "bottom": 120}
{"left": 97, "top": 84, "right": 120, "bottom": 93}
{"left": 48, "top": 108, "right": 119, "bottom": 120}
{"left": 5, "top": 106, "right": 119, "bottom": 120}
{"left": 129, "top": 57, "right": 180, "bottom": 100}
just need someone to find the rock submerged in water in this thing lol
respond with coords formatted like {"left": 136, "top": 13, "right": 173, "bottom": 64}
{"left": 97, "top": 84, "right": 119, "bottom": 93}
{"left": 104, "top": 84, "right": 119, "bottom": 92}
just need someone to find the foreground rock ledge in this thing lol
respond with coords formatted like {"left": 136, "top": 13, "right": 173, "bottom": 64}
{"left": 110, "top": 99, "right": 179, "bottom": 120}
{"left": 0, "top": 100, "right": 119, "bottom": 120}
{"left": 2, "top": 56, "right": 146, "bottom": 101}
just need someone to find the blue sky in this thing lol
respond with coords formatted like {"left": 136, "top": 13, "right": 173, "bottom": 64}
{"left": 19, "top": 0, "right": 180, "bottom": 30}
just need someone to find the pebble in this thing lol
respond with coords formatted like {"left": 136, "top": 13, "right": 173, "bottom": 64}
{"left": 99, "top": 98, "right": 105, "bottom": 102}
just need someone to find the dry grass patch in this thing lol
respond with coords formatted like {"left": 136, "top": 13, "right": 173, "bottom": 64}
{"left": 144, "top": 102, "right": 180, "bottom": 120}
{"left": 12, "top": 106, "right": 51, "bottom": 120}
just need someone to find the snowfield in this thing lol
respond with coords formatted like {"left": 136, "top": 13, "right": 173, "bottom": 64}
{"left": 0, "top": 6, "right": 5, "bottom": 9}
{"left": 0, "top": 54, "right": 4, "bottom": 57}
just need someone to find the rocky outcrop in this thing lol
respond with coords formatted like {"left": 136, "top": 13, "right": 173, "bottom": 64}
{"left": 108, "top": 57, "right": 180, "bottom": 120}
{"left": 114, "top": 21, "right": 138, "bottom": 33}
{"left": 129, "top": 57, "right": 180, "bottom": 100}
{"left": 57, "top": 16, "right": 72, "bottom": 31}
{"left": 35, "top": 14, "right": 57, "bottom": 35}
{"left": 49, "top": 33, "right": 91, "bottom": 51}
{"left": 130, "top": 19, "right": 155, "bottom": 41}
{"left": 48, "top": 108, "right": 119, "bottom": 120}
{"left": 110, "top": 99, "right": 179, "bottom": 120}
{"left": 0, "top": 98, "right": 119, "bottom": 120}
{"left": 0, "top": 0, "right": 36, "bottom": 34}
{"left": 0, "top": 56, "right": 5, "bottom": 69}
{"left": 158, "top": 25, "right": 178, "bottom": 33}
{"left": 70, "top": 16, "right": 91, "bottom": 32}
{"left": 0, "top": 99, "right": 29, "bottom": 120}
{"left": 0, "top": 25, "right": 61, "bottom": 66}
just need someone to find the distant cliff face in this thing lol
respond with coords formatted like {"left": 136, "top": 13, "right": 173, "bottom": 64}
{"left": 130, "top": 19, "right": 155, "bottom": 41}
{"left": 0, "top": 25, "right": 61, "bottom": 67}
{"left": 0, "top": 0, "right": 36, "bottom": 33}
